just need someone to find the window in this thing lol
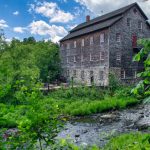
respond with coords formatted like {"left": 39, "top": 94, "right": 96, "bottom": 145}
{"left": 90, "top": 37, "right": 94, "bottom": 45}
{"left": 74, "top": 56, "right": 76, "bottom": 63}
{"left": 121, "top": 70, "right": 125, "bottom": 79}
{"left": 73, "top": 70, "right": 77, "bottom": 78}
{"left": 127, "top": 18, "right": 131, "bottom": 27}
{"left": 81, "top": 70, "right": 84, "bottom": 80}
{"left": 132, "top": 34, "right": 137, "bottom": 47}
{"left": 67, "top": 56, "right": 69, "bottom": 63}
{"left": 116, "top": 33, "right": 121, "bottom": 42}
{"left": 81, "top": 39, "right": 84, "bottom": 47}
{"left": 100, "top": 51, "right": 105, "bottom": 60}
{"left": 138, "top": 21, "right": 142, "bottom": 30}
{"left": 81, "top": 55, "right": 84, "bottom": 62}
{"left": 99, "top": 71, "right": 104, "bottom": 80}
{"left": 100, "top": 33, "right": 105, "bottom": 43}
{"left": 133, "top": 8, "right": 137, "bottom": 14}
{"left": 74, "top": 41, "right": 77, "bottom": 48}
{"left": 67, "top": 43, "right": 70, "bottom": 49}
{"left": 90, "top": 53, "right": 92, "bottom": 61}
{"left": 116, "top": 52, "right": 121, "bottom": 61}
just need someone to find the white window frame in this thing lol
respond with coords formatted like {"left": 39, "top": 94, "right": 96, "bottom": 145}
{"left": 90, "top": 53, "right": 92, "bottom": 61}
{"left": 121, "top": 70, "right": 125, "bottom": 79}
{"left": 100, "top": 33, "right": 105, "bottom": 44}
{"left": 81, "top": 39, "right": 84, "bottom": 47}
{"left": 67, "top": 56, "right": 69, "bottom": 63}
{"left": 81, "top": 55, "right": 84, "bottom": 62}
{"left": 74, "top": 56, "right": 76, "bottom": 63}
{"left": 90, "top": 36, "right": 94, "bottom": 45}
{"left": 67, "top": 43, "right": 70, "bottom": 49}
{"left": 74, "top": 41, "right": 77, "bottom": 48}
{"left": 73, "top": 70, "right": 77, "bottom": 78}
{"left": 99, "top": 71, "right": 104, "bottom": 80}
{"left": 116, "top": 33, "right": 121, "bottom": 43}
{"left": 138, "top": 21, "right": 142, "bottom": 30}
{"left": 100, "top": 51, "right": 105, "bottom": 60}
{"left": 116, "top": 52, "right": 121, "bottom": 61}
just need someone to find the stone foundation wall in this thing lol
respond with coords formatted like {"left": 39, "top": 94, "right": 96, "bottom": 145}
{"left": 65, "top": 67, "right": 109, "bottom": 86}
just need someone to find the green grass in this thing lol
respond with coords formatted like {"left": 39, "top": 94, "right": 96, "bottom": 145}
{"left": 56, "top": 132, "right": 150, "bottom": 150}
{"left": 104, "top": 132, "right": 150, "bottom": 150}
{"left": 56, "top": 96, "right": 138, "bottom": 116}
{"left": 48, "top": 86, "right": 140, "bottom": 116}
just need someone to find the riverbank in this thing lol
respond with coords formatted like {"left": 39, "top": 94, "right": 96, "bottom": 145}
{"left": 57, "top": 104, "right": 150, "bottom": 148}
{"left": 48, "top": 86, "right": 140, "bottom": 116}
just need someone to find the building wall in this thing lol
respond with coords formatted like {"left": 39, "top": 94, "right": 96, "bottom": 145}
{"left": 60, "top": 29, "right": 109, "bottom": 86}
{"left": 109, "top": 6, "right": 150, "bottom": 80}
{"left": 60, "top": 5, "right": 150, "bottom": 86}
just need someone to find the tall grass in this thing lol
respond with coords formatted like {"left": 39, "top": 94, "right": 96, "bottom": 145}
{"left": 61, "top": 97, "right": 138, "bottom": 116}
{"left": 48, "top": 86, "right": 139, "bottom": 116}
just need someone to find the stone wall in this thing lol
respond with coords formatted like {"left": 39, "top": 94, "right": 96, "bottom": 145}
{"left": 109, "top": 5, "right": 150, "bottom": 81}
{"left": 60, "top": 29, "right": 109, "bottom": 86}
{"left": 60, "top": 5, "right": 150, "bottom": 86}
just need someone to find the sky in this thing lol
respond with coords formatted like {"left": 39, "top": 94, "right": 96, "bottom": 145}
{"left": 0, "top": 0, "right": 150, "bottom": 43}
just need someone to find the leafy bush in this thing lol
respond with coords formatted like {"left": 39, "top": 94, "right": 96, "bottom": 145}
{"left": 132, "top": 39, "right": 150, "bottom": 103}
{"left": 51, "top": 86, "right": 105, "bottom": 100}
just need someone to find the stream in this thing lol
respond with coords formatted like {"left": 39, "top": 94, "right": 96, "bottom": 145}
{"left": 57, "top": 104, "right": 150, "bottom": 147}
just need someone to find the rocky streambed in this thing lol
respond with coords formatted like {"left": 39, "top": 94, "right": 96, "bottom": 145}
{"left": 57, "top": 104, "right": 150, "bottom": 147}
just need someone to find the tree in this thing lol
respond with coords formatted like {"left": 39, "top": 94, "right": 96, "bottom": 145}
{"left": 132, "top": 39, "right": 150, "bottom": 103}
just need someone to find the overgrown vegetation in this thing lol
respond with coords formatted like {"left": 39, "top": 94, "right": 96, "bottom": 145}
{"left": 54, "top": 132, "right": 150, "bottom": 150}
{"left": 49, "top": 86, "right": 138, "bottom": 116}
{"left": 0, "top": 31, "right": 149, "bottom": 149}
{"left": 132, "top": 39, "right": 150, "bottom": 103}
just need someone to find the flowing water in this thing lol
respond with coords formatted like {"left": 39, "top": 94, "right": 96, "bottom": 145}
{"left": 57, "top": 104, "right": 150, "bottom": 147}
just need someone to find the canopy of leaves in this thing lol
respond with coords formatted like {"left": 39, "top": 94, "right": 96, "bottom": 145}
{"left": 132, "top": 39, "right": 150, "bottom": 103}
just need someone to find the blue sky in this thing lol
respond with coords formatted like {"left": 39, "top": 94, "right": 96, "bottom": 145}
{"left": 0, "top": 0, "right": 150, "bottom": 43}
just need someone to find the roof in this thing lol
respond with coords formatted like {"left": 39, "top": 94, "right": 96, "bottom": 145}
{"left": 60, "top": 3, "right": 148, "bottom": 42}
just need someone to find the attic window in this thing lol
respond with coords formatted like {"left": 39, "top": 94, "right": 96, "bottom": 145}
{"left": 133, "top": 8, "right": 137, "bottom": 14}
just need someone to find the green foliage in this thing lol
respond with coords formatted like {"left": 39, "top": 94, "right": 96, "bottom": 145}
{"left": 0, "top": 36, "right": 62, "bottom": 149}
{"left": 0, "top": 37, "right": 60, "bottom": 104}
{"left": 108, "top": 73, "right": 121, "bottom": 95}
{"left": 132, "top": 39, "right": 150, "bottom": 103}
{"left": 104, "top": 132, "right": 150, "bottom": 150}
{"left": 52, "top": 132, "right": 150, "bottom": 150}
{"left": 51, "top": 86, "right": 105, "bottom": 100}
{"left": 49, "top": 87, "right": 138, "bottom": 116}
{"left": 59, "top": 97, "right": 138, "bottom": 116}
{"left": 0, "top": 97, "right": 61, "bottom": 149}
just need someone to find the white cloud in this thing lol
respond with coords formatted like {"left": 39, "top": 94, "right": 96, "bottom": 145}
{"left": 13, "top": 27, "right": 27, "bottom": 33}
{"left": 29, "top": 20, "right": 68, "bottom": 43}
{"left": 13, "top": 11, "right": 19, "bottom": 16}
{"left": 30, "top": 1, "right": 74, "bottom": 23}
{"left": 0, "top": 19, "right": 8, "bottom": 28}
{"left": 75, "top": 0, "right": 150, "bottom": 18}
